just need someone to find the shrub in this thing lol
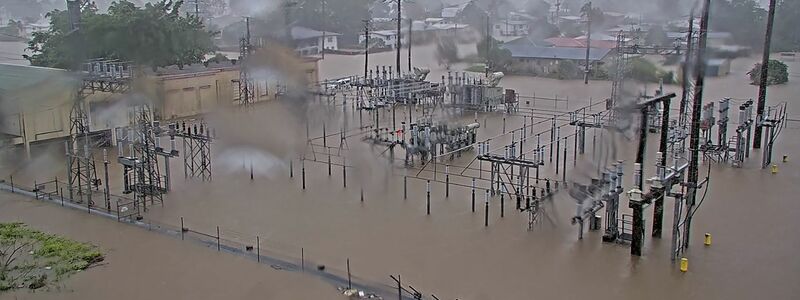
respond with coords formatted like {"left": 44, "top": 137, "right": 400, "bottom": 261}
{"left": 748, "top": 59, "right": 789, "bottom": 85}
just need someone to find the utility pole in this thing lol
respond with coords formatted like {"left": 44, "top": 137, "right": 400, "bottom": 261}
{"left": 679, "top": 9, "right": 695, "bottom": 128}
{"left": 395, "top": 0, "right": 402, "bottom": 77}
{"left": 684, "top": 0, "right": 711, "bottom": 250}
{"left": 321, "top": 0, "right": 326, "bottom": 59}
{"left": 753, "top": 0, "right": 778, "bottom": 149}
{"left": 239, "top": 17, "right": 254, "bottom": 107}
{"left": 408, "top": 17, "right": 412, "bottom": 73}
{"left": 555, "top": 0, "right": 561, "bottom": 26}
{"left": 485, "top": 15, "right": 491, "bottom": 76}
{"left": 582, "top": 1, "right": 592, "bottom": 84}
{"left": 363, "top": 19, "right": 370, "bottom": 80}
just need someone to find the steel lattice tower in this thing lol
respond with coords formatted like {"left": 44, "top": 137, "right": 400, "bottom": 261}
{"left": 238, "top": 17, "right": 255, "bottom": 107}
{"left": 132, "top": 105, "right": 164, "bottom": 209}
{"left": 178, "top": 121, "right": 213, "bottom": 181}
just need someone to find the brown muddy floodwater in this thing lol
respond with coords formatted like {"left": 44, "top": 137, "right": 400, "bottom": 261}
{"left": 2, "top": 43, "right": 800, "bottom": 299}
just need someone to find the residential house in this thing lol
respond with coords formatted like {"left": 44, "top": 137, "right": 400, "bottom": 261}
{"left": 493, "top": 17, "right": 529, "bottom": 38}
{"left": 291, "top": 26, "right": 341, "bottom": 56}
{"left": 501, "top": 37, "right": 613, "bottom": 75}
{"left": 666, "top": 31, "right": 732, "bottom": 47}
{"left": 545, "top": 37, "right": 617, "bottom": 49}
{"left": 359, "top": 30, "right": 401, "bottom": 49}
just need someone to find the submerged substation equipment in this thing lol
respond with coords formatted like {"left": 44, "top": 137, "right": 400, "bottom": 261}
{"left": 403, "top": 119, "right": 480, "bottom": 165}
{"left": 445, "top": 71, "right": 507, "bottom": 111}
{"left": 732, "top": 100, "right": 754, "bottom": 167}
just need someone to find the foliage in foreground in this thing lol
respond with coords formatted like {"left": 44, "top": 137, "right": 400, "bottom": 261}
{"left": 0, "top": 223, "right": 103, "bottom": 291}
{"left": 748, "top": 59, "right": 789, "bottom": 86}
{"left": 25, "top": 0, "right": 216, "bottom": 70}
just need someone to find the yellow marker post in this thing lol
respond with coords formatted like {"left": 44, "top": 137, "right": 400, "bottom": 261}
{"left": 704, "top": 233, "right": 712, "bottom": 246}
{"left": 771, "top": 164, "right": 778, "bottom": 174}
{"left": 680, "top": 258, "right": 689, "bottom": 272}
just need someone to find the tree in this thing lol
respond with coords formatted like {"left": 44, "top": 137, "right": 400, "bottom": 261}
{"left": 626, "top": 57, "right": 672, "bottom": 84}
{"left": 265, "top": 0, "right": 373, "bottom": 45}
{"left": 645, "top": 25, "right": 669, "bottom": 47}
{"left": 436, "top": 37, "right": 459, "bottom": 67}
{"left": 710, "top": 0, "right": 767, "bottom": 48}
{"left": 477, "top": 37, "right": 512, "bottom": 72}
{"left": 25, "top": 0, "right": 217, "bottom": 70}
{"left": 556, "top": 60, "right": 580, "bottom": 79}
{"left": 748, "top": 59, "right": 789, "bottom": 85}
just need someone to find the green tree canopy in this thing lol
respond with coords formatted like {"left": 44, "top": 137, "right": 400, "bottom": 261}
{"left": 477, "top": 37, "right": 512, "bottom": 72}
{"left": 748, "top": 59, "right": 789, "bottom": 85}
{"left": 25, "top": 0, "right": 217, "bottom": 70}
{"left": 710, "top": 0, "right": 767, "bottom": 48}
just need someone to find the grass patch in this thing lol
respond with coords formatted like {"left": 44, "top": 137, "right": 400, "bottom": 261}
{"left": 465, "top": 64, "right": 486, "bottom": 73}
{"left": 0, "top": 223, "right": 104, "bottom": 291}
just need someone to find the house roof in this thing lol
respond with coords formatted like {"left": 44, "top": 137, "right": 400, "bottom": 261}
{"left": 494, "top": 19, "right": 529, "bottom": 25}
{"left": 0, "top": 63, "right": 73, "bottom": 97}
{"left": 666, "top": 31, "right": 732, "bottom": 40}
{"left": 576, "top": 33, "right": 619, "bottom": 41}
{"left": 291, "top": 26, "right": 341, "bottom": 40}
{"left": 505, "top": 36, "right": 553, "bottom": 48}
{"left": 441, "top": 5, "right": 465, "bottom": 18}
{"left": 544, "top": 37, "right": 585, "bottom": 48}
{"left": 370, "top": 30, "right": 398, "bottom": 37}
{"left": 502, "top": 44, "right": 612, "bottom": 61}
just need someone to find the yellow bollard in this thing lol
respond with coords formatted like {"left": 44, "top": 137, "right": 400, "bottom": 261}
{"left": 680, "top": 258, "right": 689, "bottom": 272}
{"left": 771, "top": 164, "right": 778, "bottom": 174}
{"left": 704, "top": 233, "right": 712, "bottom": 246}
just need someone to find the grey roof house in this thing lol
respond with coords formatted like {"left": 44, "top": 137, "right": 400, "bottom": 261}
{"left": 500, "top": 37, "right": 614, "bottom": 77}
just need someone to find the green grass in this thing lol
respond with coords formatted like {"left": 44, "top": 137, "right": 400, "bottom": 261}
{"left": 465, "top": 64, "right": 487, "bottom": 73}
{"left": 0, "top": 223, "right": 104, "bottom": 291}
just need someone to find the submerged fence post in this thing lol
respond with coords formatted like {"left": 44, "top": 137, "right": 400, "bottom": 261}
{"left": 216, "top": 226, "right": 221, "bottom": 251}
{"left": 10, "top": 175, "right": 13, "bottom": 193}
{"left": 302, "top": 159, "right": 306, "bottom": 190}
{"left": 301, "top": 247, "right": 305, "bottom": 271}
{"left": 60, "top": 188, "right": 64, "bottom": 206}
{"left": 426, "top": 180, "right": 431, "bottom": 215}
{"left": 180, "top": 217, "right": 185, "bottom": 240}
{"left": 403, "top": 175, "right": 408, "bottom": 199}
{"left": 256, "top": 236, "right": 260, "bottom": 262}
{"left": 471, "top": 178, "right": 476, "bottom": 212}
{"left": 501, "top": 191, "right": 505, "bottom": 218}
{"left": 343, "top": 158, "right": 347, "bottom": 188}
{"left": 484, "top": 190, "right": 490, "bottom": 227}
{"left": 290, "top": 159, "right": 293, "bottom": 178}
{"left": 347, "top": 258, "right": 352, "bottom": 289}
{"left": 445, "top": 165, "right": 450, "bottom": 197}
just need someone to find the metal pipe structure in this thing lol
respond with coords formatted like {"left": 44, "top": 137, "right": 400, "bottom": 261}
{"left": 753, "top": 0, "right": 778, "bottom": 149}
{"left": 626, "top": 93, "right": 676, "bottom": 256}
{"left": 684, "top": 0, "right": 711, "bottom": 251}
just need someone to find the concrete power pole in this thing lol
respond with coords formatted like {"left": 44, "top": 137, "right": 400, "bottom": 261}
{"left": 583, "top": 1, "right": 592, "bottom": 84}
{"left": 321, "top": 0, "right": 326, "bottom": 59}
{"left": 408, "top": 17, "right": 412, "bottom": 73}
{"left": 753, "top": 0, "right": 778, "bottom": 149}
{"left": 395, "top": 0, "right": 402, "bottom": 77}
{"left": 684, "top": 0, "right": 711, "bottom": 251}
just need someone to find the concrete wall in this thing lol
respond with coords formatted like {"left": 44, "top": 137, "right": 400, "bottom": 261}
{"left": 4, "top": 59, "right": 320, "bottom": 154}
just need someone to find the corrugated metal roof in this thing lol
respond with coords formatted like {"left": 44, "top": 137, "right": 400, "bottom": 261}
{"left": 0, "top": 63, "right": 73, "bottom": 97}
{"left": 291, "top": 26, "right": 341, "bottom": 40}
